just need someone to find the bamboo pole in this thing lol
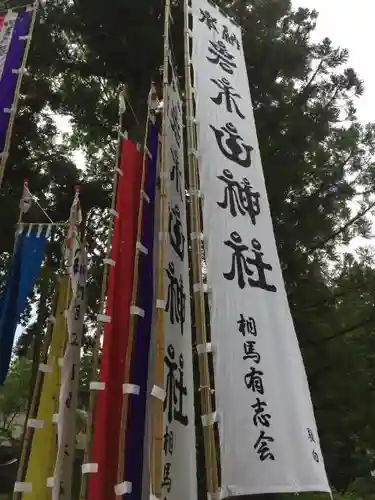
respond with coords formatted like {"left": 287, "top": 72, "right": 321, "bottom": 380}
{"left": 0, "top": 0, "right": 39, "bottom": 190}
{"left": 183, "top": 0, "right": 219, "bottom": 497}
{"left": 150, "top": 1, "right": 171, "bottom": 496}
{"left": 79, "top": 100, "right": 125, "bottom": 500}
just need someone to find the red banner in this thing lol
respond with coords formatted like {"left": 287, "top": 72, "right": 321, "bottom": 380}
{"left": 88, "top": 140, "right": 142, "bottom": 500}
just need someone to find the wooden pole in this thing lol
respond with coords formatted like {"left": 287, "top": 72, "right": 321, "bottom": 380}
{"left": 79, "top": 99, "right": 125, "bottom": 500}
{"left": 0, "top": 1, "right": 39, "bottom": 190}
{"left": 183, "top": 0, "right": 219, "bottom": 498}
{"left": 150, "top": 1, "right": 171, "bottom": 496}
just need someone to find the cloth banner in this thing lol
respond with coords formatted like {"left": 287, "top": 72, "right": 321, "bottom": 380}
{"left": 23, "top": 277, "right": 69, "bottom": 500}
{"left": 0, "top": 228, "right": 47, "bottom": 385}
{"left": 0, "top": 8, "right": 32, "bottom": 154}
{"left": 190, "top": 0, "right": 330, "bottom": 495}
{"left": 124, "top": 120, "right": 158, "bottom": 500}
{"left": 52, "top": 244, "right": 87, "bottom": 500}
{"left": 88, "top": 139, "right": 142, "bottom": 500}
{"left": 159, "top": 72, "right": 197, "bottom": 500}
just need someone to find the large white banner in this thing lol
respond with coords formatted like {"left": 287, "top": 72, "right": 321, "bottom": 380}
{"left": 53, "top": 243, "right": 87, "bottom": 500}
{"left": 0, "top": 11, "right": 18, "bottom": 80}
{"left": 190, "top": 0, "right": 330, "bottom": 495}
{"left": 160, "top": 68, "right": 197, "bottom": 500}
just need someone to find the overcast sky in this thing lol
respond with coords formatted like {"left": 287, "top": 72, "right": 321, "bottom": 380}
{"left": 292, "top": 0, "right": 375, "bottom": 125}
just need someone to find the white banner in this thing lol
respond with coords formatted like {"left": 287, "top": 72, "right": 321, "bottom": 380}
{"left": 53, "top": 243, "right": 87, "bottom": 500}
{"left": 160, "top": 69, "right": 197, "bottom": 500}
{"left": 0, "top": 11, "right": 18, "bottom": 81}
{"left": 190, "top": 0, "right": 330, "bottom": 495}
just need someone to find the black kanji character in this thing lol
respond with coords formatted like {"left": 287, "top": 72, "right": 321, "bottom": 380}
{"left": 170, "top": 102, "right": 181, "bottom": 147}
{"left": 170, "top": 148, "right": 183, "bottom": 201}
{"left": 161, "top": 462, "right": 172, "bottom": 493}
{"left": 312, "top": 450, "right": 320, "bottom": 463}
{"left": 238, "top": 314, "right": 257, "bottom": 336}
{"left": 168, "top": 204, "right": 185, "bottom": 261}
{"left": 243, "top": 341, "right": 260, "bottom": 364}
{"left": 207, "top": 40, "right": 237, "bottom": 74}
{"left": 164, "top": 345, "right": 188, "bottom": 426}
{"left": 211, "top": 77, "right": 245, "bottom": 118}
{"left": 307, "top": 428, "right": 316, "bottom": 443}
{"left": 199, "top": 8, "right": 218, "bottom": 32}
{"left": 251, "top": 398, "right": 271, "bottom": 427}
{"left": 247, "top": 239, "right": 277, "bottom": 292}
{"left": 222, "top": 25, "right": 240, "bottom": 49}
{"left": 163, "top": 425, "right": 174, "bottom": 455}
{"left": 165, "top": 262, "right": 186, "bottom": 334}
{"left": 254, "top": 430, "right": 275, "bottom": 461}
{"left": 244, "top": 366, "right": 264, "bottom": 394}
{"left": 210, "top": 122, "right": 253, "bottom": 168}
{"left": 217, "top": 169, "right": 260, "bottom": 224}
{"left": 65, "top": 391, "right": 72, "bottom": 409}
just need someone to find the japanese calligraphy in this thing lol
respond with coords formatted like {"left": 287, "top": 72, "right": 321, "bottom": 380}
{"left": 170, "top": 102, "right": 182, "bottom": 147}
{"left": 168, "top": 204, "right": 185, "bottom": 261}
{"left": 244, "top": 366, "right": 264, "bottom": 394}
{"left": 254, "top": 430, "right": 275, "bottom": 461}
{"left": 251, "top": 398, "right": 271, "bottom": 427}
{"left": 163, "top": 425, "right": 174, "bottom": 455}
{"left": 217, "top": 169, "right": 260, "bottom": 224}
{"left": 199, "top": 8, "right": 218, "bottom": 32}
{"left": 207, "top": 40, "right": 237, "bottom": 74}
{"left": 210, "top": 122, "right": 253, "bottom": 168}
{"left": 238, "top": 314, "right": 257, "bottom": 336}
{"left": 164, "top": 344, "right": 188, "bottom": 426}
{"left": 211, "top": 77, "right": 245, "bottom": 119}
{"left": 162, "top": 462, "right": 172, "bottom": 493}
{"left": 165, "top": 262, "right": 186, "bottom": 334}
{"left": 223, "top": 232, "right": 277, "bottom": 292}
{"left": 243, "top": 340, "right": 260, "bottom": 364}
{"left": 222, "top": 25, "right": 240, "bottom": 49}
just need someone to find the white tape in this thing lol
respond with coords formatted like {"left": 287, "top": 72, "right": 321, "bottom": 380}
{"left": 201, "top": 412, "right": 219, "bottom": 427}
{"left": 114, "top": 481, "right": 132, "bottom": 496}
{"left": 190, "top": 232, "right": 204, "bottom": 241}
{"left": 123, "top": 383, "right": 140, "bottom": 395}
{"left": 4, "top": 107, "right": 15, "bottom": 114}
{"left": 150, "top": 495, "right": 160, "bottom": 500}
{"left": 196, "top": 343, "right": 214, "bottom": 355}
{"left": 130, "top": 306, "right": 145, "bottom": 318}
{"left": 141, "top": 190, "right": 150, "bottom": 203}
{"left": 156, "top": 300, "right": 165, "bottom": 310}
{"left": 46, "top": 477, "right": 54, "bottom": 488}
{"left": 90, "top": 381, "right": 106, "bottom": 391}
{"left": 136, "top": 241, "right": 148, "bottom": 255}
{"left": 0, "top": 152, "right": 9, "bottom": 160}
{"left": 37, "top": 224, "right": 43, "bottom": 238}
{"left": 110, "top": 208, "right": 119, "bottom": 218}
{"left": 144, "top": 146, "right": 152, "bottom": 159}
{"left": 12, "top": 68, "right": 27, "bottom": 75}
{"left": 48, "top": 314, "right": 56, "bottom": 324}
{"left": 46, "top": 224, "right": 52, "bottom": 238}
{"left": 52, "top": 413, "right": 59, "bottom": 424}
{"left": 158, "top": 232, "right": 168, "bottom": 241}
{"left": 151, "top": 385, "right": 166, "bottom": 402}
{"left": 27, "top": 419, "right": 44, "bottom": 429}
{"left": 58, "top": 357, "right": 64, "bottom": 367}
{"left": 115, "top": 167, "right": 124, "bottom": 176}
{"left": 104, "top": 258, "right": 116, "bottom": 267}
{"left": 97, "top": 314, "right": 111, "bottom": 323}
{"left": 14, "top": 482, "right": 32, "bottom": 493}
{"left": 193, "top": 283, "right": 211, "bottom": 294}
{"left": 82, "top": 463, "right": 99, "bottom": 474}
{"left": 19, "top": 35, "right": 30, "bottom": 41}
{"left": 39, "top": 363, "right": 53, "bottom": 373}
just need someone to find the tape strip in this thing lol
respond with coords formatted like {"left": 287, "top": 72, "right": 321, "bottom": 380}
{"left": 12, "top": 68, "right": 27, "bottom": 74}
{"left": 39, "top": 363, "right": 53, "bottom": 373}
{"left": 201, "top": 412, "right": 219, "bottom": 427}
{"left": 104, "top": 258, "right": 116, "bottom": 267}
{"left": 196, "top": 342, "right": 213, "bottom": 355}
{"left": 46, "top": 477, "right": 54, "bottom": 488}
{"left": 190, "top": 232, "right": 204, "bottom": 241}
{"left": 48, "top": 315, "right": 56, "bottom": 324}
{"left": 141, "top": 190, "right": 150, "bottom": 203}
{"left": 58, "top": 357, "right": 64, "bottom": 367}
{"left": 52, "top": 413, "right": 59, "bottom": 424}
{"left": 27, "top": 419, "right": 44, "bottom": 429}
{"left": 136, "top": 242, "right": 148, "bottom": 255}
{"left": 158, "top": 232, "right": 168, "bottom": 241}
{"left": 130, "top": 306, "right": 145, "bottom": 317}
{"left": 4, "top": 107, "right": 15, "bottom": 114}
{"left": 123, "top": 383, "right": 140, "bottom": 395}
{"left": 115, "top": 167, "right": 123, "bottom": 176}
{"left": 151, "top": 385, "right": 166, "bottom": 402}
{"left": 114, "top": 481, "right": 132, "bottom": 496}
{"left": 156, "top": 300, "right": 165, "bottom": 310}
{"left": 82, "top": 463, "right": 99, "bottom": 474}
{"left": 97, "top": 314, "right": 111, "bottom": 323}
{"left": 0, "top": 152, "right": 9, "bottom": 160}
{"left": 90, "top": 381, "right": 106, "bottom": 391}
{"left": 110, "top": 208, "right": 119, "bottom": 218}
{"left": 14, "top": 482, "right": 32, "bottom": 493}
{"left": 144, "top": 146, "right": 152, "bottom": 159}
{"left": 19, "top": 35, "right": 30, "bottom": 40}
{"left": 193, "top": 283, "right": 211, "bottom": 294}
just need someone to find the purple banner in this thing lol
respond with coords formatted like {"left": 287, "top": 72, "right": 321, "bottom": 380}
{"left": 0, "top": 9, "right": 32, "bottom": 155}
{"left": 124, "top": 120, "right": 159, "bottom": 500}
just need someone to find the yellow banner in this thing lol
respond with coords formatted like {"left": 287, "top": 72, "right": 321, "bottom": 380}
{"left": 22, "top": 277, "right": 69, "bottom": 499}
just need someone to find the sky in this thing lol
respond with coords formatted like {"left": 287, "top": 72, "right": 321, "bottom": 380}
{"left": 292, "top": 0, "right": 375, "bottom": 124}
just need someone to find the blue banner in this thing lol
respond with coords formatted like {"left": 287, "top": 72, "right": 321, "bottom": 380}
{"left": 0, "top": 229, "right": 47, "bottom": 385}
